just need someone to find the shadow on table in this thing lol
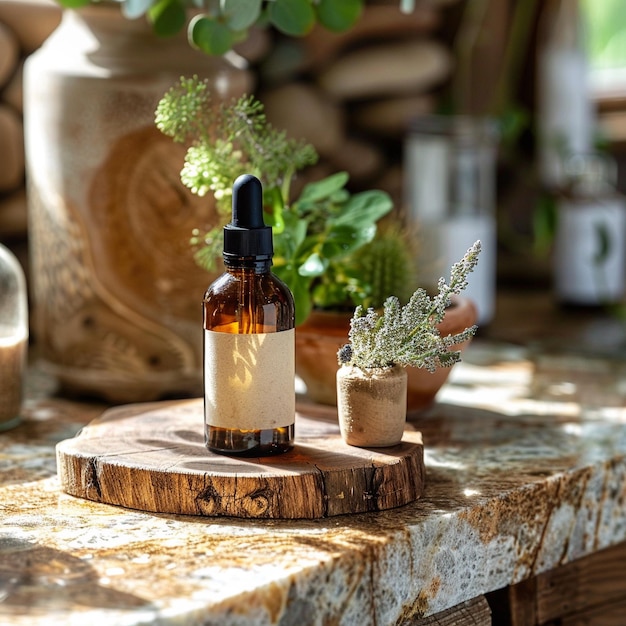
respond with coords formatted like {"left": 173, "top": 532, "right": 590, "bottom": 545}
{"left": 0, "top": 537, "right": 153, "bottom": 615}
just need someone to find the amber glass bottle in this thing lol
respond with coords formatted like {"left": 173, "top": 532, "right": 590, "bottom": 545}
{"left": 203, "top": 174, "right": 295, "bottom": 456}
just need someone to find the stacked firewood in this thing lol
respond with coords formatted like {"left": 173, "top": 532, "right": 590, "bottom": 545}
{"left": 0, "top": 0, "right": 60, "bottom": 239}
{"left": 258, "top": 0, "right": 460, "bottom": 208}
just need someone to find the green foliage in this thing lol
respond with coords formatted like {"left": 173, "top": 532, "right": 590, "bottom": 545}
{"left": 315, "top": 0, "right": 363, "bottom": 32}
{"left": 54, "top": 0, "right": 364, "bottom": 56}
{"left": 188, "top": 16, "right": 234, "bottom": 56}
{"left": 271, "top": 174, "right": 393, "bottom": 324}
{"left": 267, "top": 0, "right": 316, "bottom": 36}
{"left": 532, "top": 190, "right": 558, "bottom": 257}
{"left": 155, "top": 76, "right": 317, "bottom": 212}
{"left": 57, "top": 0, "right": 91, "bottom": 7}
{"left": 155, "top": 76, "right": 394, "bottom": 326}
{"left": 347, "top": 224, "right": 417, "bottom": 310}
{"left": 148, "top": 0, "right": 186, "bottom": 37}
{"left": 338, "top": 241, "right": 481, "bottom": 371}
{"left": 581, "top": 0, "right": 626, "bottom": 70}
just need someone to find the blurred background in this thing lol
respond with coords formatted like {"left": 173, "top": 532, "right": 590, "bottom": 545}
{"left": 2, "top": 0, "right": 626, "bottom": 401}
{"left": 2, "top": 0, "right": 626, "bottom": 288}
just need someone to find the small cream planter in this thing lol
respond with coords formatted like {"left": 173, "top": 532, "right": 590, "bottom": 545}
{"left": 336, "top": 364, "right": 407, "bottom": 447}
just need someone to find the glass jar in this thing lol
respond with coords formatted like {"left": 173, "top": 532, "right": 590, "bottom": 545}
{"left": 554, "top": 153, "right": 626, "bottom": 305}
{"left": 537, "top": 0, "right": 594, "bottom": 190}
{"left": 404, "top": 115, "right": 498, "bottom": 324}
{"left": 0, "top": 244, "right": 28, "bottom": 431}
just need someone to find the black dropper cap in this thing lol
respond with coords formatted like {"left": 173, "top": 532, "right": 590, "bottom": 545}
{"left": 223, "top": 174, "right": 273, "bottom": 263}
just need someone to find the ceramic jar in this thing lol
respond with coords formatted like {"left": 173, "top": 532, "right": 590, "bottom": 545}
{"left": 404, "top": 115, "right": 498, "bottom": 325}
{"left": 554, "top": 154, "right": 626, "bottom": 305}
{"left": 0, "top": 244, "right": 28, "bottom": 431}
{"left": 23, "top": 6, "right": 252, "bottom": 401}
{"left": 336, "top": 364, "right": 407, "bottom": 447}
{"left": 537, "top": 0, "right": 594, "bottom": 190}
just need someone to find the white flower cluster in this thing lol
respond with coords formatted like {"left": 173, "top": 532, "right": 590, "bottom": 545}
{"left": 338, "top": 240, "right": 481, "bottom": 371}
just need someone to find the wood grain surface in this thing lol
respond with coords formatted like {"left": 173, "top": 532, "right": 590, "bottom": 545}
{"left": 56, "top": 398, "right": 424, "bottom": 519}
{"left": 509, "top": 541, "right": 626, "bottom": 626}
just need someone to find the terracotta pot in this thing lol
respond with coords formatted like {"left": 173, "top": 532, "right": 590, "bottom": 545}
{"left": 296, "top": 295, "right": 478, "bottom": 412}
{"left": 295, "top": 308, "right": 352, "bottom": 405}
{"left": 23, "top": 6, "right": 252, "bottom": 402}
{"left": 336, "top": 364, "right": 407, "bottom": 447}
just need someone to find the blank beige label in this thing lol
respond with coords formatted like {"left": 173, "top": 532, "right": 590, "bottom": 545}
{"left": 204, "top": 329, "right": 295, "bottom": 430}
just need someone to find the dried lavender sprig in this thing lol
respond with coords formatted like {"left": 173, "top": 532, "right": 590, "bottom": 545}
{"left": 338, "top": 241, "right": 481, "bottom": 370}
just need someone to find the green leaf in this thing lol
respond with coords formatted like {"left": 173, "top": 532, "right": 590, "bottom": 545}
{"left": 273, "top": 266, "right": 312, "bottom": 326}
{"left": 315, "top": 0, "right": 362, "bottom": 32}
{"left": 533, "top": 192, "right": 557, "bottom": 256}
{"left": 286, "top": 213, "right": 308, "bottom": 245}
{"left": 56, "top": 0, "right": 91, "bottom": 7}
{"left": 273, "top": 216, "right": 308, "bottom": 265}
{"left": 296, "top": 172, "right": 349, "bottom": 204}
{"left": 293, "top": 278, "right": 313, "bottom": 326}
{"left": 268, "top": 0, "right": 316, "bottom": 36}
{"left": 222, "top": 0, "right": 262, "bottom": 31}
{"left": 263, "top": 187, "right": 285, "bottom": 232}
{"left": 189, "top": 15, "right": 235, "bottom": 55}
{"left": 321, "top": 223, "right": 376, "bottom": 258}
{"left": 498, "top": 106, "right": 529, "bottom": 148}
{"left": 332, "top": 190, "right": 393, "bottom": 227}
{"left": 299, "top": 252, "right": 327, "bottom": 277}
{"left": 312, "top": 280, "right": 351, "bottom": 310}
{"left": 121, "top": 0, "right": 155, "bottom": 19}
{"left": 148, "top": 0, "right": 187, "bottom": 37}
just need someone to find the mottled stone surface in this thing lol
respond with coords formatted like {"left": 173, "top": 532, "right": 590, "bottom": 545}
{"left": 2, "top": 339, "right": 626, "bottom": 625}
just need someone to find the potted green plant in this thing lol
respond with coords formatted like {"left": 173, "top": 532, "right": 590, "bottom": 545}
{"left": 155, "top": 76, "right": 479, "bottom": 410}
{"left": 155, "top": 75, "right": 394, "bottom": 327}
{"left": 294, "top": 219, "right": 421, "bottom": 404}
{"left": 336, "top": 240, "right": 481, "bottom": 447}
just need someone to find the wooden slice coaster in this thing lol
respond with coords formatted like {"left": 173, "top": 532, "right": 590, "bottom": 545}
{"left": 56, "top": 398, "right": 424, "bottom": 519}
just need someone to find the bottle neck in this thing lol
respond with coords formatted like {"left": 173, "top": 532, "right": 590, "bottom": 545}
{"left": 224, "top": 257, "right": 272, "bottom": 273}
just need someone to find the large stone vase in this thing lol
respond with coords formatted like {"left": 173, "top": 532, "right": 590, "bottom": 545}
{"left": 23, "top": 6, "right": 252, "bottom": 401}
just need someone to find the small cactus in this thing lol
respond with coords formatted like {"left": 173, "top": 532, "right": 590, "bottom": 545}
{"left": 351, "top": 222, "right": 418, "bottom": 309}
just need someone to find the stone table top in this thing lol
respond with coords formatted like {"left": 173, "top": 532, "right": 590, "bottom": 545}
{"left": 2, "top": 330, "right": 626, "bottom": 625}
